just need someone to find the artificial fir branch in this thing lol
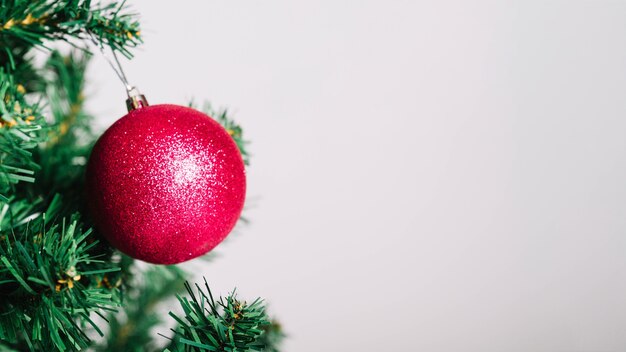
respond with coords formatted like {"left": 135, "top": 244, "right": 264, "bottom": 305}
{"left": 0, "top": 68, "right": 44, "bottom": 201}
{"left": 0, "top": 196, "right": 121, "bottom": 351}
{"left": 0, "top": 0, "right": 141, "bottom": 67}
{"left": 35, "top": 50, "right": 93, "bottom": 198}
{"left": 164, "top": 279, "right": 279, "bottom": 352}
{"left": 256, "top": 321, "right": 285, "bottom": 352}
{"left": 0, "top": 1, "right": 282, "bottom": 350}
{"left": 0, "top": 41, "right": 125, "bottom": 352}
{"left": 97, "top": 265, "right": 187, "bottom": 352}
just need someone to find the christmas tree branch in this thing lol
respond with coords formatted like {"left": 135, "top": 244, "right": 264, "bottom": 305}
{"left": 0, "top": 44, "right": 127, "bottom": 352}
{"left": 98, "top": 265, "right": 187, "bottom": 352}
{"left": 255, "top": 320, "right": 285, "bottom": 352}
{"left": 34, "top": 50, "right": 94, "bottom": 199}
{"left": 0, "top": 1, "right": 283, "bottom": 350}
{"left": 164, "top": 279, "right": 281, "bottom": 352}
{"left": 0, "top": 0, "right": 141, "bottom": 68}
{"left": 0, "top": 195, "right": 121, "bottom": 351}
{"left": 0, "top": 68, "right": 44, "bottom": 202}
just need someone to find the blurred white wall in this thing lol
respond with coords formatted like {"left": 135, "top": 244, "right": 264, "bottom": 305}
{"left": 86, "top": 1, "right": 626, "bottom": 351}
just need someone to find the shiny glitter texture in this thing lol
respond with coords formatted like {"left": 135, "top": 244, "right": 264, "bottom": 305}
{"left": 86, "top": 104, "right": 246, "bottom": 264}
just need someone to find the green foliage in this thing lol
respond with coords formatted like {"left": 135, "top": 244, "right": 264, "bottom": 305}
{"left": 165, "top": 279, "right": 278, "bottom": 352}
{"left": 256, "top": 321, "right": 285, "bottom": 352}
{"left": 98, "top": 264, "right": 187, "bottom": 352}
{"left": 0, "top": 195, "right": 121, "bottom": 351}
{"left": 35, "top": 50, "right": 93, "bottom": 199}
{"left": 0, "top": 2, "right": 136, "bottom": 350}
{"left": 0, "top": 0, "right": 141, "bottom": 68}
{"left": 0, "top": 68, "right": 44, "bottom": 202}
{"left": 0, "top": 1, "right": 281, "bottom": 351}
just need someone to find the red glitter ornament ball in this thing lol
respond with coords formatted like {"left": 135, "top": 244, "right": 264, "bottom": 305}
{"left": 86, "top": 104, "right": 246, "bottom": 264}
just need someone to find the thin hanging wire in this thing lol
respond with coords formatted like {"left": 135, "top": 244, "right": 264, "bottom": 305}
{"left": 87, "top": 32, "right": 134, "bottom": 96}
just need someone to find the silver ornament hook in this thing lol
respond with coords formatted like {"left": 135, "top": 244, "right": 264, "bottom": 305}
{"left": 87, "top": 31, "right": 148, "bottom": 111}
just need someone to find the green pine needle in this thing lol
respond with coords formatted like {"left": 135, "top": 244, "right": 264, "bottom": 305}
{"left": 164, "top": 279, "right": 280, "bottom": 352}
{"left": 0, "top": 198, "right": 122, "bottom": 351}
{"left": 0, "top": 68, "right": 44, "bottom": 201}
{"left": 0, "top": 0, "right": 142, "bottom": 65}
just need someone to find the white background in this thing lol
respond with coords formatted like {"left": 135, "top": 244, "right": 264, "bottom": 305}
{"left": 86, "top": 1, "right": 626, "bottom": 351}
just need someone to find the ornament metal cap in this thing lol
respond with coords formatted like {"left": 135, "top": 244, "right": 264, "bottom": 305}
{"left": 126, "top": 86, "right": 149, "bottom": 112}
